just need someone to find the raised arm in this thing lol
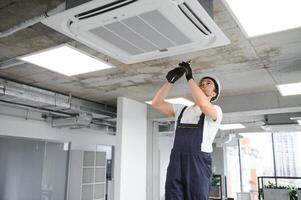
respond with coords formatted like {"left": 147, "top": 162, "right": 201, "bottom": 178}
{"left": 151, "top": 81, "right": 175, "bottom": 117}
{"left": 179, "top": 62, "right": 217, "bottom": 121}
{"left": 151, "top": 67, "right": 184, "bottom": 117}
{"left": 188, "top": 79, "right": 217, "bottom": 121}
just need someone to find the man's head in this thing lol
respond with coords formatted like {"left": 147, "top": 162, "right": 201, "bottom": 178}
{"left": 199, "top": 76, "right": 220, "bottom": 102}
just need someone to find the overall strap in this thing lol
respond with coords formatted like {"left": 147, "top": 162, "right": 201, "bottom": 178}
{"left": 177, "top": 106, "right": 187, "bottom": 124}
{"left": 198, "top": 113, "right": 205, "bottom": 123}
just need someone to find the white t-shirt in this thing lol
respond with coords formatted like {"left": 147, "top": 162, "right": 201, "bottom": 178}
{"left": 172, "top": 104, "right": 222, "bottom": 153}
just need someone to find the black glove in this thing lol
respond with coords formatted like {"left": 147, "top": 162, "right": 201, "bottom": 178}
{"left": 166, "top": 67, "right": 184, "bottom": 84}
{"left": 179, "top": 61, "right": 193, "bottom": 81}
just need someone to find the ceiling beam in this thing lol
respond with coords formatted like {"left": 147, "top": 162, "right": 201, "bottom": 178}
{"left": 220, "top": 91, "right": 301, "bottom": 117}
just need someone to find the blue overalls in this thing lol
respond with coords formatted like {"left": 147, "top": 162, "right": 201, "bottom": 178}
{"left": 165, "top": 106, "right": 212, "bottom": 200}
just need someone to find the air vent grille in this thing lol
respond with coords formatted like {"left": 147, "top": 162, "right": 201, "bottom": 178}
{"left": 90, "top": 10, "right": 192, "bottom": 55}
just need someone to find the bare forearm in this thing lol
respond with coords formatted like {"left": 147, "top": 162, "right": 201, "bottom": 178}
{"left": 188, "top": 79, "right": 209, "bottom": 106}
{"left": 151, "top": 81, "right": 175, "bottom": 117}
{"left": 188, "top": 79, "right": 217, "bottom": 120}
{"left": 152, "top": 81, "right": 172, "bottom": 106}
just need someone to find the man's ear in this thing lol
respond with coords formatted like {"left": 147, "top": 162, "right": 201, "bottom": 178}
{"left": 212, "top": 91, "right": 217, "bottom": 98}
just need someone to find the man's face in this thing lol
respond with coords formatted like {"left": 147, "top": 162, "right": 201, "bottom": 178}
{"left": 199, "top": 78, "right": 217, "bottom": 99}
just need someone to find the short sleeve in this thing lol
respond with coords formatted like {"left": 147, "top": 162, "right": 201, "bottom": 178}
{"left": 172, "top": 104, "right": 186, "bottom": 121}
{"left": 205, "top": 105, "right": 223, "bottom": 148}
{"left": 213, "top": 105, "right": 223, "bottom": 125}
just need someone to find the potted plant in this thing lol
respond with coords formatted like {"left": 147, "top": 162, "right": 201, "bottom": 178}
{"left": 263, "top": 181, "right": 297, "bottom": 200}
{"left": 209, "top": 175, "right": 221, "bottom": 198}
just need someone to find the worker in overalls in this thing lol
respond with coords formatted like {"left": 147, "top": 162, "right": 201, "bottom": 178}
{"left": 151, "top": 61, "right": 222, "bottom": 200}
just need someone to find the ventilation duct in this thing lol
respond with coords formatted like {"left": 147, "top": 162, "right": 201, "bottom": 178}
{"left": 42, "top": 0, "right": 230, "bottom": 64}
{"left": 51, "top": 113, "right": 93, "bottom": 128}
{"left": 0, "top": 78, "right": 116, "bottom": 119}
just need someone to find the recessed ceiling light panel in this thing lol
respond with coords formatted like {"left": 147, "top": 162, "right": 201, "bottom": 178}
{"left": 223, "top": 0, "right": 301, "bottom": 37}
{"left": 19, "top": 44, "right": 113, "bottom": 76}
{"left": 277, "top": 82, "right": 301, "bottom": 96}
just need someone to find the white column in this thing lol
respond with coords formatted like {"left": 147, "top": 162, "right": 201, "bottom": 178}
{"left": 114, "top": 97, "right": 147, "bottom": 200}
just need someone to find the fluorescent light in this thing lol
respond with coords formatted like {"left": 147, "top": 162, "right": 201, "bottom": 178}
{"left": 219, "top": 123, "right": 245, "bottom": 130}
{"left": 298, "top": 120, "right": 301, "bottom": 125}
{"left": 276, "top": 82, "right": 301, "bottom": 96}
{"left": 19, "top": 44, "right": 113, "bottom": 76}
{"left": 223, "top": 0, "right": 301, "bottom": 37}
{"left": 146, "top": 97, "right": 194, "bottom": 106}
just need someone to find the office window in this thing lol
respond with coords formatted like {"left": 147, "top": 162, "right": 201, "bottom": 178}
{"left": 273, "top": 132, "right": 301, "bottom": 187}
{"left": 226, "top": 131, "right": 301, "bottom": 199}
{"left": 239, "top": 132, "right": 274, "bottom": 196}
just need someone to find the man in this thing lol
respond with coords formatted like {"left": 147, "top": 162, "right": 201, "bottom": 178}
{"left": 151, "top": 62, "right": 222, "bottom": 200}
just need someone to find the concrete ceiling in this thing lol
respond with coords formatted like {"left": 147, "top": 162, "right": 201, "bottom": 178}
{"left": 1, "top": 0, "right": 301, "bottom": 123}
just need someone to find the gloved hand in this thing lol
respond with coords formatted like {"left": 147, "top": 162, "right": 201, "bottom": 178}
{"left": 166, "top": 67, "right": 185, "bottom": 84}
{"left": 179, "top": 61, "right": 193, "bottom": 81}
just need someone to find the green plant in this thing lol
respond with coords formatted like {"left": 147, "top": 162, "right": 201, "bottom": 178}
{"left": 211, "top": 175, "right": 220, "bottom": 186}
{"left": 287, "top": 186, "right": 297, "bottom": 200}
{"left": 264, "top": 181, "right": 287, "bottom": 189}
{"left": 263, "top": 181, "right": 298, "bottom": 200}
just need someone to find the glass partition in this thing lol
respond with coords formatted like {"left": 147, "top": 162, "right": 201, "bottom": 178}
{"left": 0, "top": 136, "right": 69, "bottom": 200}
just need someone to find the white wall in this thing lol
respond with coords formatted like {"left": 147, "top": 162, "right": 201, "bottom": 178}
{"left": 115, "top": 97, "right": 147, "bottom": 200}
{"left": 0, "top": 114, "right": 116, "bottom": 151}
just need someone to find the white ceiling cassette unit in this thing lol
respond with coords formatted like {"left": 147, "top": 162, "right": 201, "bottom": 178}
{"left": 42, "top": 0, "right": 230, "bottom": 64}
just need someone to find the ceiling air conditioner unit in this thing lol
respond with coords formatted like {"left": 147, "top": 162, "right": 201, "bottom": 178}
{"left": 42, "top": 0, "right": 230, "bottom": 64}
